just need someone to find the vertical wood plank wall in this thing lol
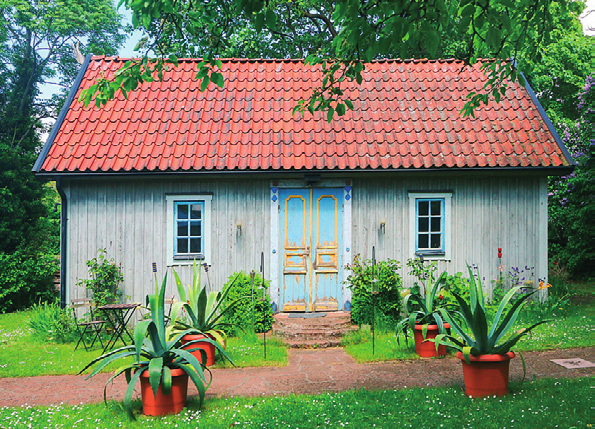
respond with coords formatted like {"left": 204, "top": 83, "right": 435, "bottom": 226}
{"left": 64, "top": 174, "right": 547, "bottom": 305}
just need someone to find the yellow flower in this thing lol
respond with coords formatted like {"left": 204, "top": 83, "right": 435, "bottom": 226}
{"left": 400, "top": 289, "right": 410, "bottom": 298}
{"left": 538, "top": 282, "right": 552, "bottom": 290}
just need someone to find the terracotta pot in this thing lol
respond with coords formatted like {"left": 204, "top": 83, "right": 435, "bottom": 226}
{"left": 456, "top": 351, "right": 516, "bottom": 398}
{"left": 414, "top": 323, "right": 450, "bottom": 357}
{"left": 181, "top": 333, "right": 216, "bottom": 366}
{"left": 139, "top": 367, "right": 188, "bottom": 416}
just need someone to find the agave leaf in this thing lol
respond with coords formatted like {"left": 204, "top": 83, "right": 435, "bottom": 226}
{"left": 169, "top": 348, "right": 208, "bottom": 382}
{"left": 430, "top": 312, "right": 445, "bottom": 333}
{"left": 470, "top": 299, "right": 489, "bottom": 352}
{"left": 79, "top": 345, "right": 136, "bottom": 376}
{"left": 134, "top": 320, "right": 151, "bottom": 362}
{"left": 438, "top": 307, "right": 475, "bottom": 348}
{"left": 148, "top": 357, "right": 163, "bottom": 398}
{"left": 176, "top": 362, "right": 209, "bottom": 408}
{"left": 489, "top": 286, "right": 528, "bottom": 338}
{"left": 490, "top": 289, "right": 537, "bottom": 347}
{"left": 462, "top": 345, "right": 472, "bottom": 364}
{"left": 146, "top": 320, "right": 165, "bottom": 357}
{"left": 432, "top": 333, "right": 448, "bottom": 355}
{"left": 103, "top": 363, "right": 139, "bottom": 406}
{"left": 491, "top": 320, "right": 549, "bottom": 354}
{"left": 161, "top": 365, "right": 172, "bottom": 396}
{"left": 426, "top": 271, "right": 447, "bottom": 312}
{"left": 83, "top": 348, "right": 137, "bottom": 378}
{"left": 173, "top": 269, "right": 187, "bottom": 303}
{"left": 124, "top": 367, "right": 144, "bottom": 420}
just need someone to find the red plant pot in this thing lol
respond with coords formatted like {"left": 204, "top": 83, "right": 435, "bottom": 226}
{"left": 456, "top": 351, "right": 516, "bottom": 398}
{"left": 181, "top": 334, "right": 216, "bottom": 366}
{"left": 414, "top": 324, "right": 450, "bottom": 357}
{"left": 140, "top": 367, "right": 189, "bottom": 416}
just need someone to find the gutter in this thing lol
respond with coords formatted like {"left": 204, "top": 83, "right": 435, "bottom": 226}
{"left": 34, "top": 164, "right": 576, "bottom": 180}
{"left": 33, "top": 54, "right": 92, "bottom": 173}
{"left": 56, "top": 179, "right": 68, "bottom": 309}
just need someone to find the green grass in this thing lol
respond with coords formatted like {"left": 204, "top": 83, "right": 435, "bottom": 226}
{"left": 0, "top": 378, "right": 589, "bottom": 428}
{"left": 343, "top": 304, "right": 593, "bottom": 362}
{"left": 341, "top": 328, "right": 419, "bottom": 363}
{"left": 0, "top": 311, "right": 287, "bottom": 378}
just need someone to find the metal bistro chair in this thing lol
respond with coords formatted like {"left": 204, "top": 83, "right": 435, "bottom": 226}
{"left": 71, "top": 298, "right": 106, "bottom": 351}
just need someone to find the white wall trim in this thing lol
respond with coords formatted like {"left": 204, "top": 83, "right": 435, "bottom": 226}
{"left": 269, "top": 185, "right": 280, "bottom": 311}
{"left": 342, "top": 185, "right": 353, "bottom": 309}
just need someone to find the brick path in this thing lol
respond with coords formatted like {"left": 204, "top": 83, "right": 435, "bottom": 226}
{"left": 0, "top": 347, "right": 592, "bottom": 408}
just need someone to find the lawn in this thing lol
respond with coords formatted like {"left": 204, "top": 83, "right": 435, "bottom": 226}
{"left": 0, "top": 377, "right": 589, "bottom": 428}
{"left": 342, "top": 302, "right": 593, "bottom": 363}
{"left": 0, "top": 311, "right": 286, "bottom": 378}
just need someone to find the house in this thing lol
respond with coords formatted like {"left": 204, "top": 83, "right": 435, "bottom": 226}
{"left": 34, "top": 56, "right": 573, "bottom": 312}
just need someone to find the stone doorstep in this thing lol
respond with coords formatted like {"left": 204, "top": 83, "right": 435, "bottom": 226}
{"left": 272, "top": 312, "right": 356, "bottom": 348}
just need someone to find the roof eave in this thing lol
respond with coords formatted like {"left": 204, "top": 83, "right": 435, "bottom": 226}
{"left": 33, "top": 54, "right": 92, "bottom": 173}
{"left": 34, "top": 165, "right": 575, "bottom": 180}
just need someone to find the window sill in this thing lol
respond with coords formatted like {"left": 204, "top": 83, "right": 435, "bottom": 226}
{"left": 173, "top": 254, "right": 205, "bottom": 261}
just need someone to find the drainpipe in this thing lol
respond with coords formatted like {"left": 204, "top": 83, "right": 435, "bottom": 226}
{"left": 56, "top": 179, "right": 68, "bottom": 309}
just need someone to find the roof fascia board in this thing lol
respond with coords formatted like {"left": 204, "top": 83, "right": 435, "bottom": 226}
{"left": 520, "top": 70, "right": 576, "bottom": 168}
{"left": 34, "top": 165, "right": 575, "bottom": 180}
{"left": 33, "top": 54, "right": 93, "bottom": 173}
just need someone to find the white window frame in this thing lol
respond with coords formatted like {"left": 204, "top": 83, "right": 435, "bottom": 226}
{"left": 408, "top": 192, "right": 452, "bottom": 260}
{"left": 166, "top": 195, "right": 212, "bottom": 266}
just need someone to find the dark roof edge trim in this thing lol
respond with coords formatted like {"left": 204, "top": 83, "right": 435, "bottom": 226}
{"left": 33, "top": 54, "right": 93, "bottom": 173}
{"left": 34, "top": 165, "right": 576, "bottom": 180}
{"left": 521, "top": 71, "right": 575, "bottom": 167}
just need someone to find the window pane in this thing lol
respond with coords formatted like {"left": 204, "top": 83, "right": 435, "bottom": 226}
{"left": 190, "top": 221, "right": 201, "bottom": 237}
{"left": 418, "top": 201, "right": 429, "bottom": 216}
{"left": 430, "top": 234, "right": 441, "bottom": 249}
{"left": 177, "top": 238, "right": 188, "bottom": 254}
{"left": 418, "top": 217, "right": 429, "bottom": 232}
{"left": 190, "top": 204, "right": 202, "bottom": 220}
{"left": 190, "top": 238, "right": 201, "bottom": 253}
{"left": 430, "top": 217, "right": 441, "bottom": 232}
{"left": 177, "top": 222, "right": 188, "bottom": 237}
{"left": 419, "top": 234, "right": 429, "bottom": 248}
{"left": 177, "top": 204, "right": 189, "bottom": 220}
{"left": 431, "top": 200, "right": 441, "bottom": 215}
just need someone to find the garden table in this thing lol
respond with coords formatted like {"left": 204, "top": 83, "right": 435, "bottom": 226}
{"left": 98, "top": 303, "right": 140, "bottom": 353}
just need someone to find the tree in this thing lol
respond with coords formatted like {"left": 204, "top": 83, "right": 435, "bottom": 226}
{"left": 81, "top": 0, "right": 569, "bottom": 119}
{"left": 0, "top": 0, "right": 126, "bottom": 312}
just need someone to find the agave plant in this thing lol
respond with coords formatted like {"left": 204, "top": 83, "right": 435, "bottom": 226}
{"left": 431, "top": 265, "right": 549, "bottom": 363}
{"left": 169, "top": 261, "right": 245, "bottom": 346}
{"left": 79, "top": 273, "right": 211, "bottom": 420}
{"left": 396, "top": 270, "right": 450, "bottom": 340}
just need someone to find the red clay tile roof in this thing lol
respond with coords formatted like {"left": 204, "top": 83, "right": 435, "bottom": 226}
{"left": 36, "top": 57, "right": 571, "bottom": 174}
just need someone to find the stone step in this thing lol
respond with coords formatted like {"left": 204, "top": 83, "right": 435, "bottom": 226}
{"left": 272, "top": 312, "right": 355, "bottom": 348}
{"left": 283, "top": 338, "right": 343, "bottom": 349}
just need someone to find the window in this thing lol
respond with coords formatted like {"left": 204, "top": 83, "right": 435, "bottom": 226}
{"left": 167, "top": 195, "right": 212, "bottom": 264}
{"left": 416, "top": 199, "right": 444, "bottom": 252}
{"left": 408, "top": 192, "right": 451, "bottom": 259}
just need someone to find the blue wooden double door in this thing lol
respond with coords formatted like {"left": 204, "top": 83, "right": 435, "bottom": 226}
{"left": 279, "top": 188, "right": 344, "bottom": 312}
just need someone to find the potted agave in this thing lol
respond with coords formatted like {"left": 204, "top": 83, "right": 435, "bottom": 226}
{"left": 80, "top": 273, "right": 212, "bottom": 418}
{"left": 431, "top": 265, "right": 548, "bottom": 398}
{"left": 396, "top": 270, "right": 451, "bottom": 357}
{"left": 169, "top": 262, "right": 244, "bottom": 366}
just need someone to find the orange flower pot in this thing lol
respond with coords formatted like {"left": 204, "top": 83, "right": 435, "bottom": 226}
{"left": 140, "top": 367, "right": 188, "bottom": 416}
{"left": 414, "top": 324, "right": 450, "bottom": 357}
{"left": 181, "top": 333, "right": 216, "bottom": 366}
{"left": 456, "top": 351, "right": 516, "bottom": 398}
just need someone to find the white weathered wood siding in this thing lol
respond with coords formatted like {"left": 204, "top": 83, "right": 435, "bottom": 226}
{"left": 64, "top": 177, "right": 271, "bottom": 305}
{"left": 351, "top": 174, "right": 548, "bottom": 299}
{"left": 63, "top": 173, "right": 548, "bottom": 306}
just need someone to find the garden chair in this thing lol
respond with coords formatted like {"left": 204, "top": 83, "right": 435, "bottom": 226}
{"left": 71, "top": 298, "right": 106, "bottom": 351}
{"left": 136, "top": 296, "right": 176, "bottom": 325}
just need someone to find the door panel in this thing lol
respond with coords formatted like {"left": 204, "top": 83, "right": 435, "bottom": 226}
{"left": 280, "top": 188, "right": 343, "bottom": 312}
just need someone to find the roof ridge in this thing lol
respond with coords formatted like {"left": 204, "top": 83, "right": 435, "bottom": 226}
{"left": 89, "top": 56, "right": 498, "bottom": 64}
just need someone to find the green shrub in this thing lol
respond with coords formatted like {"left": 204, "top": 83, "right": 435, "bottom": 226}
{"left": 0, "top": 251, "right": 58, "bottom": 313}
{"left": 28, "top": 300, "right": 76, "bottom": 343}
{"left": 346, "top": 255, "right": 403, "bottom": 326}
{"left": 219, "top": 271, "right": 274, "bottom": 336}
{"left": 76, "top": 249, "right": 123, "bottom": 306}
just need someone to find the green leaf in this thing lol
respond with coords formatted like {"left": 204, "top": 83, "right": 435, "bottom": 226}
{"left": 148, "top": 357, "right": 163, "bottom": 398}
